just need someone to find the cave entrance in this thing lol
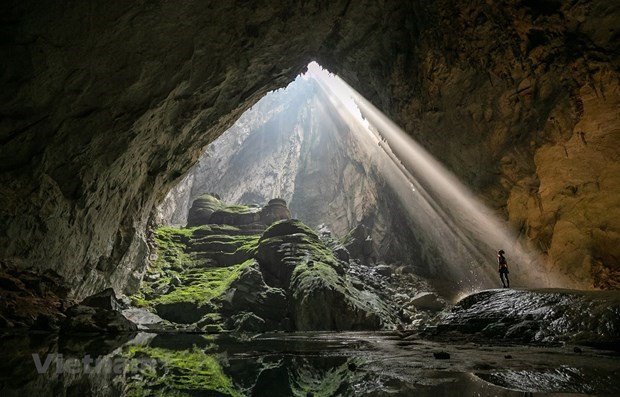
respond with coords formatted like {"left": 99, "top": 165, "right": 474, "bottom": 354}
{"left": 132, "top": 62, "right": 550, "bottom": 331}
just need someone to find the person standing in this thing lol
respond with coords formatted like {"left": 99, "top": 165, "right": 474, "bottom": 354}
{"left": 497, "top": 250, "right": 510, "bottom": 288}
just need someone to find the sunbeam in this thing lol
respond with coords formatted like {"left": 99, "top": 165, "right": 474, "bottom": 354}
{"left": 307, "top": 62, "right": 572, "bottom": 297}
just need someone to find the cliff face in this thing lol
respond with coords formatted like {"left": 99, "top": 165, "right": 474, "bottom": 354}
{"left": 1, "top": 0, "right": 618, "bottom": 296}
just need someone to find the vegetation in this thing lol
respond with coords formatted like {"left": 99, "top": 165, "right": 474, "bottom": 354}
{"left": 130, "top": 223, "right": 259, "bottom": 309}
{"left": 152, "top": 260, "right": 252, "bottom": 306}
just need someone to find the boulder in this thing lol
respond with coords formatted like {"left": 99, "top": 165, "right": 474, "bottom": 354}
{"left": 333, "top": 245, "right": 350, "bottom": 263}
{"left": 187, "top": 194, "right": 224, "bottom": 226}
{"left": 61, "top": 305, "right": 137, "bottom": 333}
{"left": 375, "top": 264, "right": 393, "bottom": 277}
{"left": 221, "top": 265, "right": 287, "bottom": 323}
{"left": 257, "top": 219, "right": 389, "bottom": 331}
{"left": 228, "top": 312, "right": 267, "bottom": 332}
{"left": 407, "top": 292, "right": 446, "bottom": 312}
{"left": 122, "top": 307, "right": 164, "bottom": 330}
{"left": 260, "top": 198, "right": 291, "bottom": 225}
{"left": 290, "top": 263, "right": 383, "bottom": 330}
{"left": 155, "top": 301, "right": 214, "bottom": 324}
{"left": 80, "top": 288, "right": 123, "bottom": 311}
{"left": 343, "top": 224, "right": 375, "bottom": 263}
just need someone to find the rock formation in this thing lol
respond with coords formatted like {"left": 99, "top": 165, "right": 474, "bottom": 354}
{"left": 134, "top": 195, "right": 395, "bottom": 331}
{"left": 186, "top": 194, "right": 290, "bottom": 232}
{"left": 260, "top": 198, "right": 292, "bottom": 226}
{"left": 0, "top": 1, "right": 618, "bottom": 299}
{"left": 433, "top": 289, "right": 620, "bottom": 347}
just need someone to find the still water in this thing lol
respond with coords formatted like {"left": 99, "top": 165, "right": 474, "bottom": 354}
{"left": 1, "top": 331, "right": 618, "bottom": 396}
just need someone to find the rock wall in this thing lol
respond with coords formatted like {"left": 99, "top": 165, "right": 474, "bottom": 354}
{"left": 321, "top": 1, "right": 620, "bottom": 287}
{"left": 1, "top": 0, "right": 618, "bottom": 297}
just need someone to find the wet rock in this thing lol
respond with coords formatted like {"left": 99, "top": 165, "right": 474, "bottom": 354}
{"left": 481, "top": 322, "right": 509, "bottom": 337}
{"left": 407, "top": 292, "right": 446, "bottom": 312}
{"left": 155, "top": 301, "right": 212, "bottom": 324}
{"left": 80, "top": 288, "right": 123, "bottom": 311}
{"left": 375, "top": 264, "right": 393, "bottom": 277}
{"left": 228, "top": 312, "right": 267, "bottom": 332}
{"left": 61, "top": 305, "right": 137, "bottom": 333}
{"left": 436, "top": 289, "right": 620, "bottom": 345}
{"left": 122, "top": 307, "right": 164, "bottom": 330}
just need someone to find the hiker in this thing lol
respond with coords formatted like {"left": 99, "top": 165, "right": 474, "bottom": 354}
{"left": 497, "top": 249, "right": 509, "bottom": 288}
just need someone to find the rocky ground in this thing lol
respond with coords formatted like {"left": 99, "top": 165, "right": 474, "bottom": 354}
{"left": 430, "top": 288, "right": 620, "bottom": 349}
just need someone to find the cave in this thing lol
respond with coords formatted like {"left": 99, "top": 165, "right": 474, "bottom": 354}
{"left": 1, "top": 1, "right": 619, "bottom": 396}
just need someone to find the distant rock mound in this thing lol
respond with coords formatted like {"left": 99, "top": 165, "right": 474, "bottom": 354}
{"left": 260, "top": 198, "right": 292, "bottom": 225}
{"left": 186, "top": 194, "right": 224, "bottom": 227}
{"left": 186, "top": 194, "right": 291, "bottom": 232}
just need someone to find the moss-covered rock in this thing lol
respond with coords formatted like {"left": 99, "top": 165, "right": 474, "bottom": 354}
{"left": 221, "top": 264, "right": 289, "bottom": 330}
{"left": 134, "top": 214, "right": 393, "bottom": 331}
{"left": 186, "top": 193, "right": 225, "bottom": 227}
{"left": 257, "top": 219, "right": 388, "bottom": 330}
{"left": 132, "top": 221, "right": 260, "bottom": 327}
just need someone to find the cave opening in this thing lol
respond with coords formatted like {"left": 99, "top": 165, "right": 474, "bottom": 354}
{"left": 2, "top": 1, "right": 620, "bottom": 395}
{"left": 148, "top": 60, "right": 563, "bottom": 317}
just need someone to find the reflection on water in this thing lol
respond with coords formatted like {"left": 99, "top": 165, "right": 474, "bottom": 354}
{"left": 0, "top": 332, "right": 618, "bottom": 396}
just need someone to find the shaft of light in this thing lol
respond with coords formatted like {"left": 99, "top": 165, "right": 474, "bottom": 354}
{"left": 308, "top": 63, "right": 570, "bottom": 297}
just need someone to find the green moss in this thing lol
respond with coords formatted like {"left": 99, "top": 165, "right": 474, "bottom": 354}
{"left": 259, "top": 232, "right": 338, "bottom": 267}
{"left": 152, "top": 226, "right": 194, "bottom": 271}
{"left": 152, "top": 259, "right": 253, "bottom": 306}
{"left": 220, "top": 204, "right": 256, "bottom": 214}
{"left": 131, "top": 220, "right": 261, "bottom": 309}
{"left": 193, "top": 193, "right": 225, "bottom": 210}
{"left": 261, "top": 219, "right": 318, "bottom": 240}
{"left": 125, "top": 346, "right": 241, "bottom": 397}
{"left": 291, "top": 261, "right": 341, "bottom": 297}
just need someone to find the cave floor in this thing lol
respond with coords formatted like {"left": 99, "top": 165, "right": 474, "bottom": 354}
{"left": 1, "top": 331, "right": 619, "bottom": 396}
